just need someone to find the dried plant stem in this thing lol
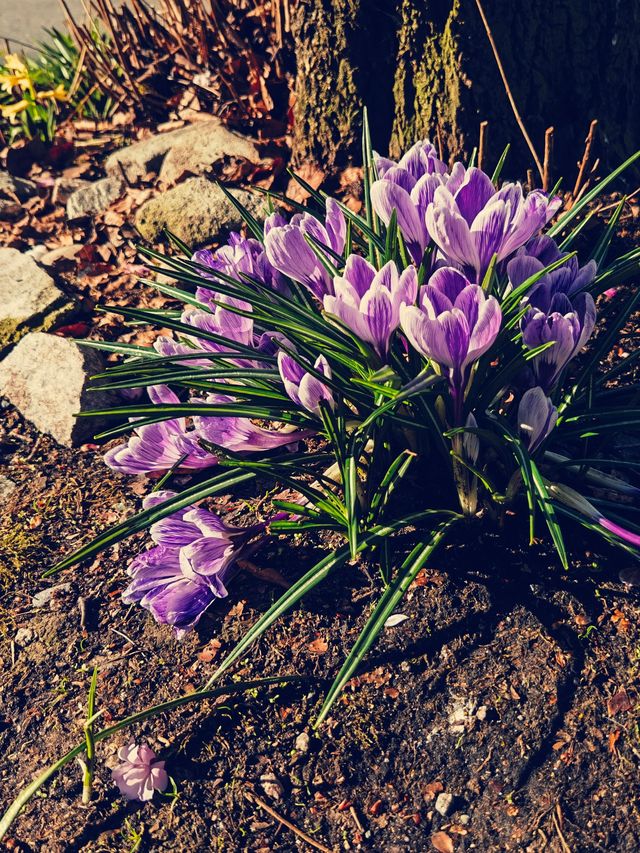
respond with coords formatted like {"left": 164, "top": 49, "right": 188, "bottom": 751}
{"left": 572, "top": 119, "right": 599, "bottom": 200}
{"left": 478, "top": 120, "right": 489, "bottom": 171}
{"left": 474, "top": 0, "right": 544, "bottom": 181}
{"left": 245, "top": 790, "right": 332, "bottom": 853}
{"left": 543, "top": 126, "right": 554, "bottom": 191}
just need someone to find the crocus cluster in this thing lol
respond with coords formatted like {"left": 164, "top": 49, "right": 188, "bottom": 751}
{"left": 106, "top": 134, "right": 618, "bottom": 636}
{"left": 123, "top": 490, "right": 266, "bottom": 635}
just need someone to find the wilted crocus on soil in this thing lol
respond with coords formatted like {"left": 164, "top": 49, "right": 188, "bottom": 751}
{"left": 324, "top": 256, "right": 418, "bottom": 358}
{"left": 112, "top": 742, "right": 168, "bottom": 801}
{"left": 426, "top": 167, "right": 562, "bottom": 281}
{"left": 104, "top": 385, "right": 218, "bottom": 475}
{"left": 123, "top": 491, "right": 265, "bottom": 635}
{"left": 278, "top": 351, "right": 335, "bottom": 417}
{"left": 399, "top": 267, "right": 502, "bottom": 417}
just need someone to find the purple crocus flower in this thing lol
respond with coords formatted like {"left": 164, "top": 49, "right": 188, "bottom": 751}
{"left": 371, "top": 141, "right": 464, "bottom": 265}
{"left": 277, "top": 351, "right": 334, "bottom": 416}
{"left": 123, "top": 490, "right": 264, "bottom": 635}
{"left": 104, "top": 385, "right": 218, "bottom": 475}
{"left": 193, "top": 231, "right": 289, "bottom": 295}
{"left": 399, "top": 267, "right": 502, "bottom": 415}
{"left": 112, "top": 742, "right": 168, "bottom": 802}
{"left": 425, "top": 168, "right": 562, "bottom": 281}
{"left": 517, "top": 387, "right": 558, "bottom": 452}
{"left": 507, "top": 235, "right": 597, "bottom": 307}
{"left": 323, "top": 256, "right": 418, "bottom": 358}
{"left": 521, "top": 291, "right": 596, "bottom": 390}
{"left": 264, "top": 200, "right": 346, "bottom": 299}
{"left": 193, "top": 393, "right": 310, "bottom": 452}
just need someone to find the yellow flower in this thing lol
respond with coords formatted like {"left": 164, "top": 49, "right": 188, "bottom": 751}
{"left": 36, "top": 83, "right": 67, "bottom": 102}
{"left": 0, "top": 99, "right": 29, "bottom": 121}
{"left": 0, "top": 54, "right": 33, "bottom": 96}
{"left": 4, "top": 54, "right": 28, "bottom": 74}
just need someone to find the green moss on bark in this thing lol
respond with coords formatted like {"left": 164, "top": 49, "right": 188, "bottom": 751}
{"left": 291, "top": 0, "right": 364, "bottom": 170}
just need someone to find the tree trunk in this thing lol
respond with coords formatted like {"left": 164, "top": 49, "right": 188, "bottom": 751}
{"left": 290, "top": 0, "right": 397, "bottom": 170}
{"left": 291, "top": 0, "right": 640, "bottom": 178}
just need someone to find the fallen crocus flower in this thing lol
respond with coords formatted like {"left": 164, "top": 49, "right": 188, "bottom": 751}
{"left": 104, "top": 385, "right": 218, "bottom": 475}
{"left": 123, "top": 491, "right": 268, "bottom": 635}
{"left": 112, "top": 742, "right": 168, "bottom": 801}
{"left": 548, "top": 482, "right": 640, "bottom": 548}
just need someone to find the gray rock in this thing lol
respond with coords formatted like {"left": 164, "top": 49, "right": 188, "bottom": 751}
{"left": 0, "top": 172, "right": 37, "bottom": 202}
{"left": 0, "top": 475, "right": 17, "bottom": 500}
{"left": 0, "top": 248, "right": 74, "bottom": 352}
{"left": 66, "top": 175, "right": 126, "bottom": 220}
{"left": 135, "top": 178, "right": 265, "bottom": 246}
{"left": 14, "top": 627, "right": 34, "bottom": 645}
{"left": 295, "top": 732, "right": 310, "bottom": 754}
{"left": 105, "top": 118, "right": 262, "bottom": 185}
{"left": 435, "top": 792, "right": 454, "bottom": 817}
{"left": 0, "top": 332, "right": 116, "bottom": 447}
{"left": 158, "top": 119, "right": 262, "bottom": 186}
{"left": 32, "top": 583, "right": 72, "bottom": 609}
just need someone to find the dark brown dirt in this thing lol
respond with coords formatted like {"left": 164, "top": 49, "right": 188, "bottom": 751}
{"left": 1, "top": 391, "right": 639, "bottom": 852}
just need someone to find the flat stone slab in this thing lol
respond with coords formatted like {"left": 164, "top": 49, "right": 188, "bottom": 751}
{"left": 134, "top": 178, "right": 266, "bottom": 246}
{"left": 105, "top": 118, "right": 263, "bottom": 185}
{"left": 0, "top": 248, "right": 74, "bottom": 353}
{"left": 66, "top": 175, "right": 126, "bottom": 220}
{"left": 0, "top": 332, "right": 116, "bottom": 447}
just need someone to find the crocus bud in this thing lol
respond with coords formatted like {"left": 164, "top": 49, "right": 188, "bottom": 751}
{"left": 518, "top": 387, "right": 558, "bottom": 452}
{"left": 277, "top": 352, "right": 334, "bottom": 417}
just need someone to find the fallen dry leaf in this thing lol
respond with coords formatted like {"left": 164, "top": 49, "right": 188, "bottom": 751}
{"left": 431, "top": 830, "right": 454, "bottom": 853}
{"left": 607, "top": 688, "right": 633, "bottom": 716}
{"left": 308, "top": 637, "right": 328, "bottom": 655}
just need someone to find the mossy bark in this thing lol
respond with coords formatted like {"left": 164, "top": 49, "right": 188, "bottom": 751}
{"left": 292, "top": 0, "right": 640, "bottom": 177}
{"left": 291, "top": 0, "right": 397, "bottom": 169}
{"left": 391, "top": 0, "right": 640, "bottom": 174}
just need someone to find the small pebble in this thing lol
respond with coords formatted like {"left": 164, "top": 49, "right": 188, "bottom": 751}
{"left": 459, "top": 814, "right": 470, "bottom": 825}
{"left": 295, "top": 732, "right": 310, "bottom": 754}
{"left": 14, "top": 627, "right": 34, "bottom": 645}
{"left": 476, "top": 705, "right": 488, "bottom": 721}
{"left": 259, "top": 772, "right": 284, "bottom": 801}
{"left": 32, "top": 583, "right": 72, "bottom": 609}
{"left": 435, "top": 792, "right": 454, "bottom": 816}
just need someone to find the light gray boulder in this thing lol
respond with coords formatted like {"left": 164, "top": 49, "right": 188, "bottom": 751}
{"left": 0, "top": 333, "right": 115, "bottom": 447}
{"left": 134, "top": 178, "right": 265, "bottom": 246}
{"left": 0, "top": 248, "right": 74, "bottom": 353}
